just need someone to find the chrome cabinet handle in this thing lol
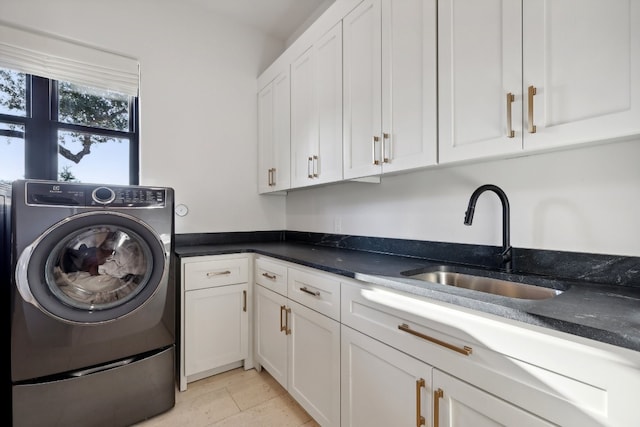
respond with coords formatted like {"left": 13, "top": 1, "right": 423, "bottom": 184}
{"left": 398, "top": 323, "right": 472, "bottom": 356}
{"left": 506, "top": 93, "right": 515, "bottom": 138}
{"left": 372, "top": 136, "right": 380, "bottom": 165}
{"left": 307, "top": 156, "right": 313, "bottom": 178}
{"left": 312, "top": 155, "right": 318, "bottom": 177}
{"left": 262, "top": 272, "right": 276, "bottom": 280}
{"left": 528, "top": 85, "right": 537, "bottom": 133}
{"left": 416, "top": 378, "right": 426, "bottom": 426}
{"left": 207, "top": 270, "right": 231, "bottom": 277}
{"left": 299, "top": 286, "right": 320, "bottom": 297}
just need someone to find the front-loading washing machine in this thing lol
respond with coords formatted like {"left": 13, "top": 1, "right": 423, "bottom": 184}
{"left": 10, "top": 179, "right": 176, "bottom": 426}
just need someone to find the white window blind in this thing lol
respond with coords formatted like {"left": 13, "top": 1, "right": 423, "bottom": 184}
{"left": 0, "top": 22, "right": 139, "bottom": 96}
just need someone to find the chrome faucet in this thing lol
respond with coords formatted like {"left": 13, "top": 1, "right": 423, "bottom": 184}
{"left": 464, "top": 184, "right": 513, "bottom": 272}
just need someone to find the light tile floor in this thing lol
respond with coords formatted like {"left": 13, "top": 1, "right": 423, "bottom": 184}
{"left": 134, "top": 368, "right": 320, "bottom": 427}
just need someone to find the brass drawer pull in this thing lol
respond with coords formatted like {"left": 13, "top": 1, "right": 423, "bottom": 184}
{"left": 398, "top": 323, "right": 472, "bottom": 356}
{"left": 285, "top": 307, "right": 291, "bottom": 335}
{"left": 382, "top": 132, "right": 390, "bottom": 163}
{"left": 300, "top": 286, "right": 320, "bottom": 297}
{"left": 206, "top": 270, "right": 231, "bottom": 277}
{"left": 372, "top": 136, "right": 380, "bottom": 165}
{"left": 528, "top": 85, "right": 537, "bottom": 133}
{"left": 416, "top": 378, "right": 426, "bottom": 426}
{"left": 280, "top": 305, "right": 286, "bottom": 332}
{"left": 262, "top": 272, "right": 277, "bottom": 280}
{"left": 506, "top": 92, "right": 515, "bottom": 138}
{"left": 434, "top": 388, "right": 444, "bottom": 427}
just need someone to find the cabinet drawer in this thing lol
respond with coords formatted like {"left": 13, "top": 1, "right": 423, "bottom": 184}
{"left": 183, "top": 256, "right": 248, "bottom": 291}
{"left": 288, "top": 267, "right": 340, "bottom": 321}
{"left": 255, "top": 256, "right": 288, "bottom": 296}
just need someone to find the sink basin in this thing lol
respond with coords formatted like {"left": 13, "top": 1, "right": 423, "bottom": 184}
{"left": 403, "top": 266, "right": 564, "bottom": 300}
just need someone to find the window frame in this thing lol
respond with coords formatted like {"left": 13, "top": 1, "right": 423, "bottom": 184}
{"left": 0, "top": 72, "right": 139, "bottom": 184}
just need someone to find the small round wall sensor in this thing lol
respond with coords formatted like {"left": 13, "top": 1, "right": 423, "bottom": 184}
{"left": 175, "top": 204, "right": 189, "bottom": 217}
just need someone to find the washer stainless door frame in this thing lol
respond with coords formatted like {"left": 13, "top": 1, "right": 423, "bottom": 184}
{"left": 15, "top": 210, "right": 169, "bottom": 324}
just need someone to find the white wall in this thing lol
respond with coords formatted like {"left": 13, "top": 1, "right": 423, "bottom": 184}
{"left": 4, "top": 0, "right": 639, "bottom": 257}
{"left": 286, "top": 139, "right": 640, "bottom": 257}
{"left": 2, "top": 0, "right": 287, "bottom": 234}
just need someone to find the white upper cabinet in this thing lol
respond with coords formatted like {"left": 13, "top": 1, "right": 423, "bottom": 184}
{"left": 258, "top": 70, "right": 291, "bottom": 193}
{"left": 291, "top": 22, "right": 343, "bottom": 188}
{"left": 522, "top": 0, "right": 640, "bottom": 151}
{"left": 343, "top": 0, "right": 437, "bottom": 180}
{"left": 438, "top": 0, "right": 524, "bottom": 163}
{"left": 439, "top": 0, "right": 640, "bottom": 164}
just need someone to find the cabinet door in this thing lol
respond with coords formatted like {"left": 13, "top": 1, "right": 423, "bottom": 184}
{"left": 291, "top": 46, "right": 317, "bottom": 188}
{"left": 438, "top": 0, "right": 523, "bottom": 163}
{"left": 341, "top": 325, "right": 432, "bottom": 427}
{"left": 380, "top": 0, "right": 437, "bottom": 173}
{"left": 523, "top": 0, "right": 640, "bottom": 151}
{"left": 258, "top": 71, "right": 291, "bottom": 193}
{"left": 315, "top": 22, "right": 343, "bottom": 185}
{"left": 433, "top": 369, "right": 554, "bottom": 427}
{"left": 184, "top": 283, "right": 248, "bottom": 377}
{"left": 291, "top": 23, "right": 343, "bottom": 188}
{"left": 343, "top": 0, "right": 383, "bottom": 179}
{"left": 254, "top": 284, "right": 288, "bottom": 388}
{"left": 288, "top": 299, "right": 340, "bottom": 427}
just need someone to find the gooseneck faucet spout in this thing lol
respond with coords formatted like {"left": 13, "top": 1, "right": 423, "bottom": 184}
{"left": 464, "top": 184, "right": 512, "bottom": 272}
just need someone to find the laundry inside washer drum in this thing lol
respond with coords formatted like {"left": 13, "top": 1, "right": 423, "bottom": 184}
{"left": 47, "top": 225, "right": 153, "bottom": 309}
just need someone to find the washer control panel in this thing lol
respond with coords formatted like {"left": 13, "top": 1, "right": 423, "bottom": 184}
{"left": 26, "top": 181, "right": 166, "bottom": 208}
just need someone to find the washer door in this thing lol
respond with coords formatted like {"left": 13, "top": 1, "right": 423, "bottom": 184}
{"left": 16, "top": 211, "right": 168, "bottom": 324}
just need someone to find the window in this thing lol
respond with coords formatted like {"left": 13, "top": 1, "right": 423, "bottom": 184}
{"left": 0, "top": 67, "right": 139, "bottom": 185}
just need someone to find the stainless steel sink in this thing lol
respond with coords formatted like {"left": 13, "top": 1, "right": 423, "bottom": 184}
{"left": 404, "top": 267, "right": 564, "bottom": 300}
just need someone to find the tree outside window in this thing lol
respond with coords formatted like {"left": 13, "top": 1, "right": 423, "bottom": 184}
{"left": 0, "top": 67, "right": 139, "bottom": 185}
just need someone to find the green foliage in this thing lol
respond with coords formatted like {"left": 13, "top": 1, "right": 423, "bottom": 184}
{"left": 1, "top": 69, "right": 131, "bottom": 176}
{"left": 59, "top": 165, "right": 78, "bottom": 182}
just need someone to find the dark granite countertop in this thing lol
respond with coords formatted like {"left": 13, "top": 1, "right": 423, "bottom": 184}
{"left": 175, "top": 241, "right": 640, "bottom": 354}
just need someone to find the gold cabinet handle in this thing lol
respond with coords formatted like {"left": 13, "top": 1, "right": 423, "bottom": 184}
{"left": 416, "top": 378, "right": 426, "bottom": 427}
{"left": 299, "top": 286, "right": 320, "bottom": 297}
{"left": 398, "top": 323, "right": 472, "bottom": 356}
{"left": 434, "top": 388, "right": 444, "bottom": 427}
{"left": 285, "top": 307, "right": 291, "bottom": 335}
{"left": 528, "top": 85, "right": 537, "bottom": 133}
{"left": 280, "top": 305, "right": 286, "bottom": 332}
{"left": 312, "top": 155, "right": 319, "bottom": 177}
{"left": 382, "top": 132, "right": 390, "bottom": 163}
{"left": 372, "top": 136, "right": 380, "bottom": 165}
{"left": 506, "top": 93, "right": 515, "bottom": 138}
{"left": 206, "top": 270, "right": 231, "bottom": 277}
{"left": 307, "top": 156, "right": 313, "bottom": 178}
{"left": 242, "top": 290, "right": 247, "bottom": 312}
{"left": 262, "top": 272, "right": 276, "bottom": 280}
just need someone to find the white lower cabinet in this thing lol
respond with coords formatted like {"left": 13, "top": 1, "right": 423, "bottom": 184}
{"left": 288, "top": 298, "right": 340, "bottom": 426}
{"left": 433, "top": 369, "right": 553, "bottom": 427}
{"left": 184, "top": 283, "right": 248, "bottom": 377}
{"left": 180, "top": 254, "right": 251, "bottom": 391}
{"left": 341, "top": 325, "right": 432, "bottom": 427}
{"left": 341, "top": 325, "right": 552, "bottom": 427}
{"left": 341, "top": 280, "right": 640, "bottom": 426}
{"left": 254, "top": 257, "right": 341, "bottom": 426}
{"left": 254, "top": 283, "right": 288, "bottom": 386}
